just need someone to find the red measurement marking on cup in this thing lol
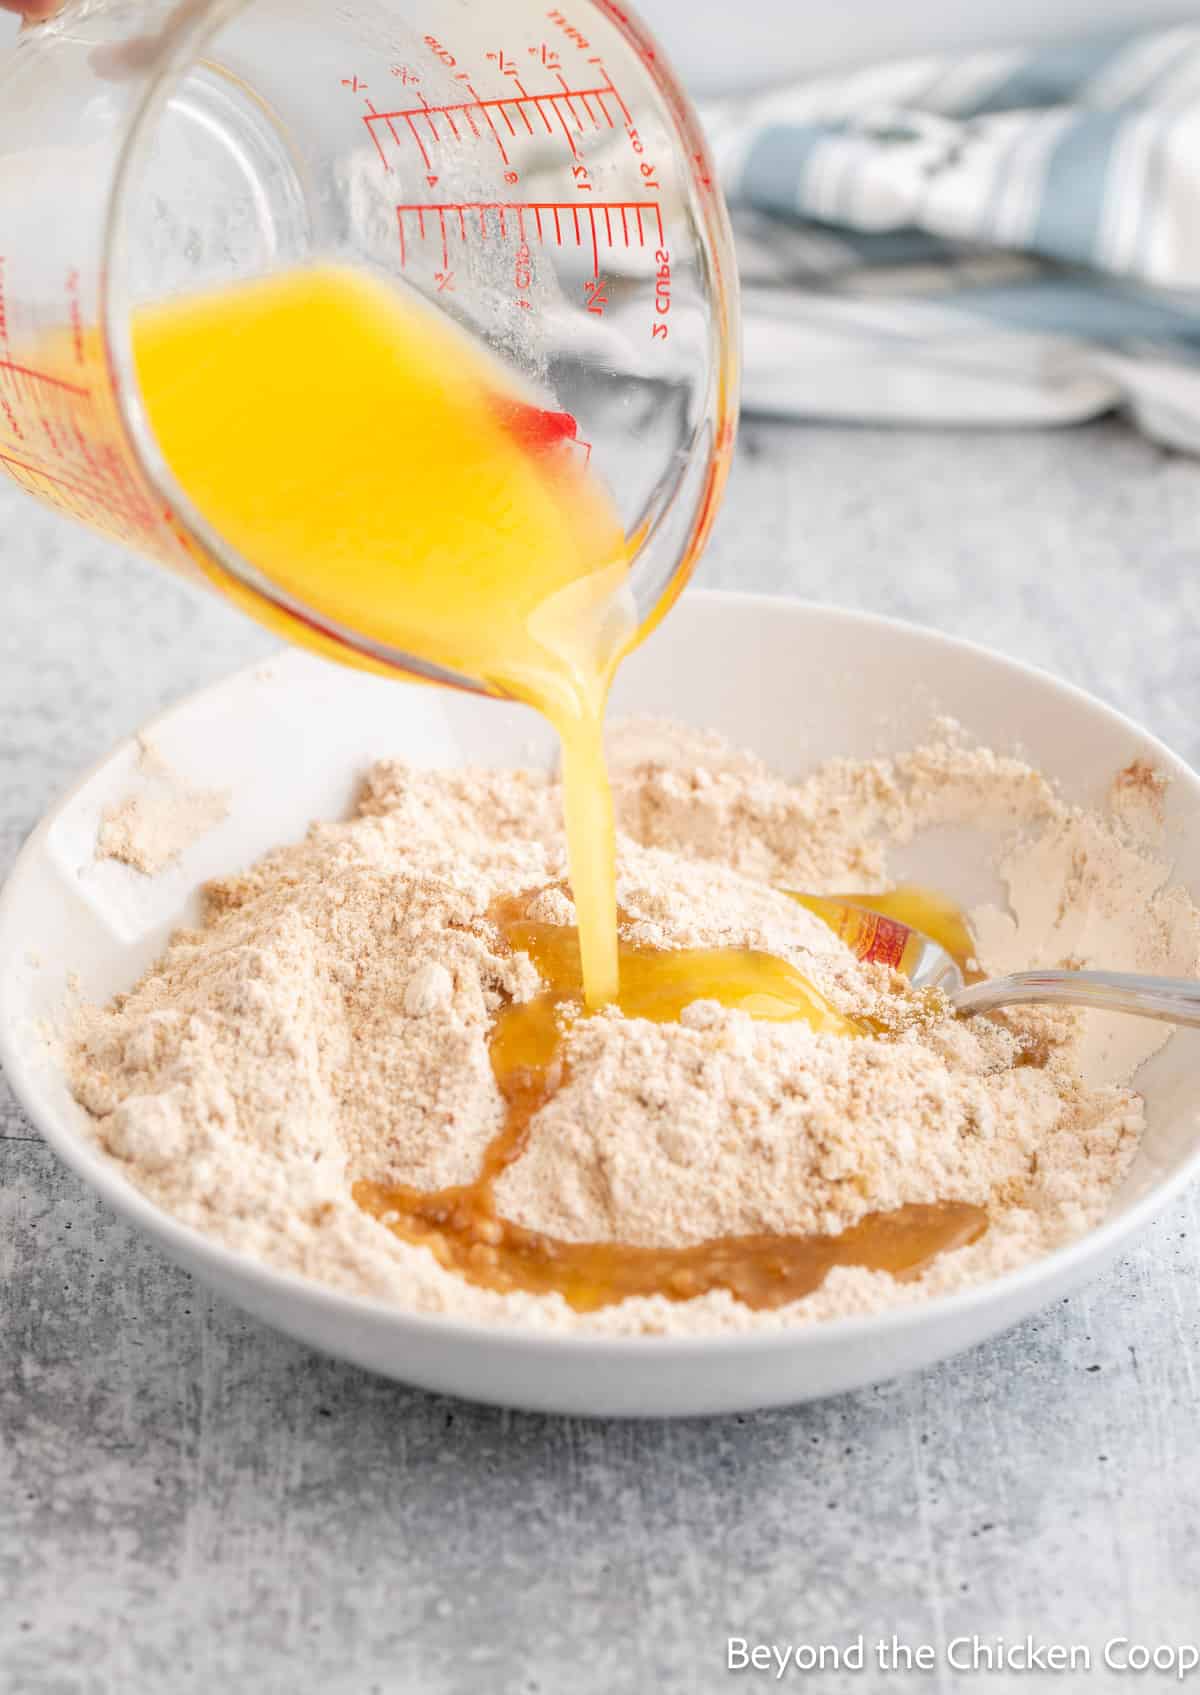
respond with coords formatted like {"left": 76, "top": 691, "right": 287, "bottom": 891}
{"left": 0, "top": 358, "right": 89, "bottom": 399}
{"left": 364, "top": 71, "right": 630, "bottom": 172}
{"left": 0, "top": 446, "right": 154, "bottom": 537}
{"left": 0, "top": 447, "right": 116, "bottom": 505}
{"left": 395, "top": 199, "right": 663, "bottom": 282}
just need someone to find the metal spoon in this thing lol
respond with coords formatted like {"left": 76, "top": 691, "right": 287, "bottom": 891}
{"left": 787, "top": 890, "right": 1200, "bottom": 1028}
{"left": 911, "top": 946, "right": 1200, "bottom": 1028}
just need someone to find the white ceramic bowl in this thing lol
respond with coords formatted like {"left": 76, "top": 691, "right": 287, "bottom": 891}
{"left": 3, "top": 592, "right": 1199, "bottom": 1416}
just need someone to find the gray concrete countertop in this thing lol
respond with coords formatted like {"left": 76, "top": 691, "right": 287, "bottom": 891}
{"left": 3, "top": 417, "right": 1199, "bottom": 1695}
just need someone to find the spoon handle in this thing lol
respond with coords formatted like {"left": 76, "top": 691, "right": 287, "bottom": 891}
{"left": 952, "top": 970, "right": 1200, "bottom": 1027}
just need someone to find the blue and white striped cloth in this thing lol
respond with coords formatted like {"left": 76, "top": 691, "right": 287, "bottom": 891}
{"left": 704, "top": 27, "right": 1200, "bottom": 449}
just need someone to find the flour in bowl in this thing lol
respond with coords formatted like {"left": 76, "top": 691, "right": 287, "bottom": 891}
{"left": 95, "top": 738, "right": 230, "bottom": 875}
{"left": 66, "top": 724, "right": 1200, "bottom": 1335}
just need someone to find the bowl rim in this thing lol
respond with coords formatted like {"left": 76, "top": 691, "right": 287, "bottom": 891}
{"left": 3, "top": 587, "right": 1198, "bottom": 1362}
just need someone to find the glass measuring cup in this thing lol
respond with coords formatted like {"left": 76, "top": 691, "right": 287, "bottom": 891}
{"left": 0, "top": 0, "right": 739, "bottom": 691}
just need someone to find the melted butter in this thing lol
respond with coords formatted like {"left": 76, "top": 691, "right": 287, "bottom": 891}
{"left": 500, "top": 897, "right": 867, "bottom": 1035}
{"left": 354, "top": 893, "right": 988, "bottom": 1314}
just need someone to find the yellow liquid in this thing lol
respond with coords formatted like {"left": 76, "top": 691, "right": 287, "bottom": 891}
{"left": 132, "top": 265, "right": 630, "bottom": 1005}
